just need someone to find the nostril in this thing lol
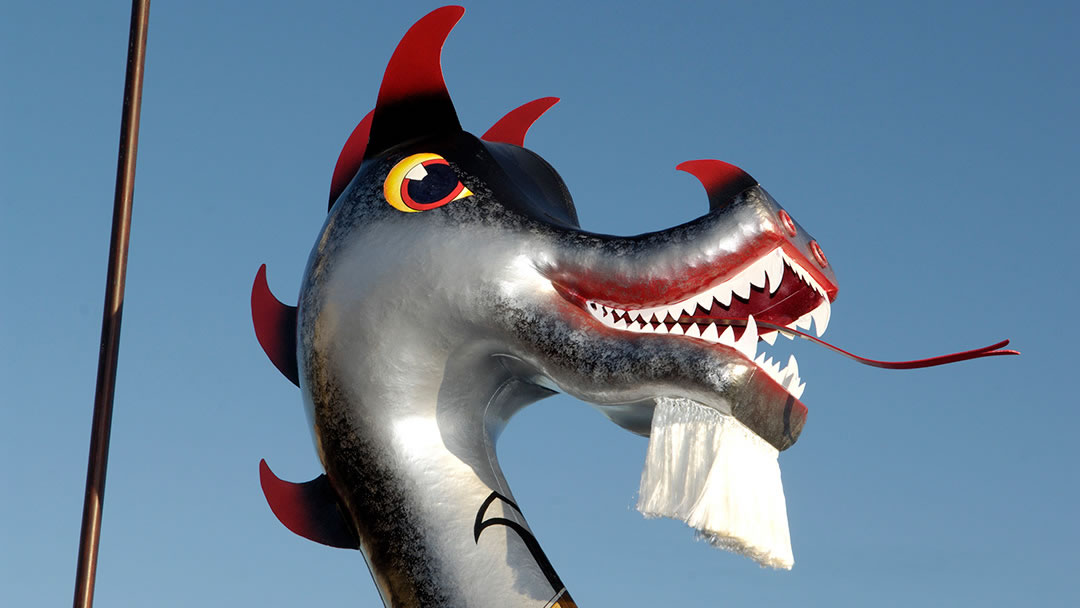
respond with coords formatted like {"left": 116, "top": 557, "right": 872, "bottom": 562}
{"left": 778, "top": 210, "right": 797, "bottom": 237}
{"left": 809, "top": 241, "right": 828, "bottom": 268}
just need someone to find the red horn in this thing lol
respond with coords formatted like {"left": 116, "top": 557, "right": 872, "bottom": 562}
{"left": 365, "top": 6, "right": 465, "bottom": 161}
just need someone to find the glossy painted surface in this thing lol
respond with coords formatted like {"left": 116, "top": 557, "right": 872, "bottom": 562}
{"left": 7, "top": 1, "right": 1062, "bottom": 607}
{"left": 265, "top": 8, "right": 838, "bottom": 603}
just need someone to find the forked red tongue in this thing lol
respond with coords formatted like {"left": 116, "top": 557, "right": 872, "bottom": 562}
{"left": 750, "top": 321, "right": 1019, "bottom": 369}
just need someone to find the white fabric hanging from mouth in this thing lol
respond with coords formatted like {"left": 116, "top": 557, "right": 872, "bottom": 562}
{"left": 637, "top": 397, "right": 794, "bottom": 569}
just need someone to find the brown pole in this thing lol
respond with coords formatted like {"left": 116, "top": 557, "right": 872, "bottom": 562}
{"left": 73, "top": 1, "right": 150, "bottom": 606}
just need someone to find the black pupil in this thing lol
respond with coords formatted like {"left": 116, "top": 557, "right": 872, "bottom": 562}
{"left": 407, "top": 163, "right": 458, "bottom": 204}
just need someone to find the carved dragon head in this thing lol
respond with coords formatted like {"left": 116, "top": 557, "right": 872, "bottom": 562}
{"left": 251, "top": 7, "right": 1013, "bottom": 607}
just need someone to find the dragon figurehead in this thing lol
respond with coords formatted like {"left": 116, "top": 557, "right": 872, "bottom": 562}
{"left": 250, "top": 7, "right": 1012, "bottom": 608}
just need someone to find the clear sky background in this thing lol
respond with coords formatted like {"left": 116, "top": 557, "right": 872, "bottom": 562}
{"left": 2, "top": 1, "right": 1076, "bottom": 606}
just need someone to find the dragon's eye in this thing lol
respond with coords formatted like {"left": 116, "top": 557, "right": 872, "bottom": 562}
{"left": 384, "top": 153, "right": 473, "bottom": 213}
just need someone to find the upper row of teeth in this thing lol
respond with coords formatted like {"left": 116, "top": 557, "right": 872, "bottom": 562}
{"left": 588, "top": 247, "right": 831, "bottom": 339}
{"left": 581, "top": 247, "right": 832, "bottom": 398}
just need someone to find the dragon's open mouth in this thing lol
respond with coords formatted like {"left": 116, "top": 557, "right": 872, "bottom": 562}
{"left": 563, "top": 247, "right": 833, "bottom": 400}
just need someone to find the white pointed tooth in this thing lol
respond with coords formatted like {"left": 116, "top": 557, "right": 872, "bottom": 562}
{"left": 701, "top": 322, "right": 719, "bottom": 342}
{"left": 601, "top": 305, "right": 612, "bottom": 317}
{"left": 784, "top": 374, "right": 799, "bottom": 392}
{"left": 680, "top": 300, "right": 697, "bottom": 318}
{"left": 654, "top": 323, "right": 669, "bottom": 334}
{"left": 769, "top": 359, "right": 783, "bottom": 378}
{"left": 758, "top": 356, "right": 774, "bottom": 379}
{"left": 760, "top": 330, "right": 777, "bottom": 346}
{"left": 685, "top": 323, "right": 702, "bottom": 338}
{"left": 765, "top": 250, "right": 785, "bottom": 294}
{"left": 735, "top": 315, "right": 758, "bottom": 360}
{"left": 748, "top": 260, "right": 768, "bottom": 289}
{"left": 718, "top": 325, "right": 736, "bottom": 346}
{"left": 782, "top": 355, "right": 799, "bottom": 384}
{"left": 714, "top": 285, "right": 733, "bottom": 307}
{"left": 794, "top": 312, "right": 813, "bottom": 330}
{"left": 810, "top": 299, "right": 831, "bottom": 336}
{"left": 669, "top": 323, "right": 685, "bottom": 335}
{"left": 613, "top": 318, "right": 628, "bottom": 329}
{"left": 792, "top": 380, "right": 806, "bottom": 399}
{"left": 693, "top": 292, "right": 715, "bottom": 314}
{"left": 791, "top": 263, "right": 807, "bottom": 284}
{"left": 784, "top": 376, "right": 801, "bottom": 395}
{"left": 664, "top": 305, "right": 682, "bottom": 323}
{"left": 733, "top": 276, "right": 752, "bottom": 300}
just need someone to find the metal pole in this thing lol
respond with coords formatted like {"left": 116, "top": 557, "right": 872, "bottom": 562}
{"left": 73, "top": 1, "right": 150, "bottom": 606}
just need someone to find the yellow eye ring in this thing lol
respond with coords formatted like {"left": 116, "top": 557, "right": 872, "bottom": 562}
{"left": 384, "top": 153, "right": 473, "bottom": 213}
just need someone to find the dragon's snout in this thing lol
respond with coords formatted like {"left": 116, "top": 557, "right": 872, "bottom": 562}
{"left": 536, "top": 160, "right": 837, "bottom": 449}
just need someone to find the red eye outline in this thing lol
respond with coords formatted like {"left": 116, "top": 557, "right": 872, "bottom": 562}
{"left": 384, "top": 153, "right": 473, "bottom": 213}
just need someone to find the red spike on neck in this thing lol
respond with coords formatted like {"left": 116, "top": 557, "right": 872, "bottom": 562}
{"left": 677, "top": 159, "right": 759, "bottom": 211}
{"left": 329, "top": 110, "right": 374, "bottom": 210}
{"left": 251, "top": 265, "right": 299, "bottom": 386}
{"left": 482, "top": 97, "right": 559, "bottom": 146}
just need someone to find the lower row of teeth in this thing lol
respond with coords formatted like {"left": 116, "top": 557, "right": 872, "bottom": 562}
{"left": 586, "top": 308, "right": 806, "bottom": 399}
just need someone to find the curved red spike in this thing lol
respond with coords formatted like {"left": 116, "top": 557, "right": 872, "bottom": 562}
{"left": 328, "top": 110, "right": 374, "bottom": 211}
{"left": 482, "top": 97, "right": 560, "bottom": 146}
{"left": 365, "top": 6, "right": 465, "bottom": 160}
{"left": 259, "top": 460, "right": 359, "bottom": 549}
{"left": 251, "top": 265, "right": 299, "bottom": 386}
{"left": 677, "top": 159, "right": 759, "bottom": 212}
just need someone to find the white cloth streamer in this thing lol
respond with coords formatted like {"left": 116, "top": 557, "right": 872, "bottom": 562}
{"left": 637, "top": 397, "right": 794, "bottom": 569}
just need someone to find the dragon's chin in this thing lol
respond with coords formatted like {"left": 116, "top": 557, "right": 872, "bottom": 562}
{"left": 554, "top": 245, "right": 834, "bottom": 403}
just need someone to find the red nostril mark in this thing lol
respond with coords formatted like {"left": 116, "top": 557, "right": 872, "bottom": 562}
{"left": 778, "top": 209, "right": 797, "bottom": 237}
{"left": 810, "top": 240, "right": 828, "bottom": 268}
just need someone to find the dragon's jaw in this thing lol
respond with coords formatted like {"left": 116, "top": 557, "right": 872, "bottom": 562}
{"left": 556, "top": 245, "right": 835, "bottom": 405}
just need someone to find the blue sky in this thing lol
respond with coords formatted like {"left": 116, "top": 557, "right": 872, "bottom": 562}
{"left": 2, "top": 1, "right": 1076, "bottom": 606}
